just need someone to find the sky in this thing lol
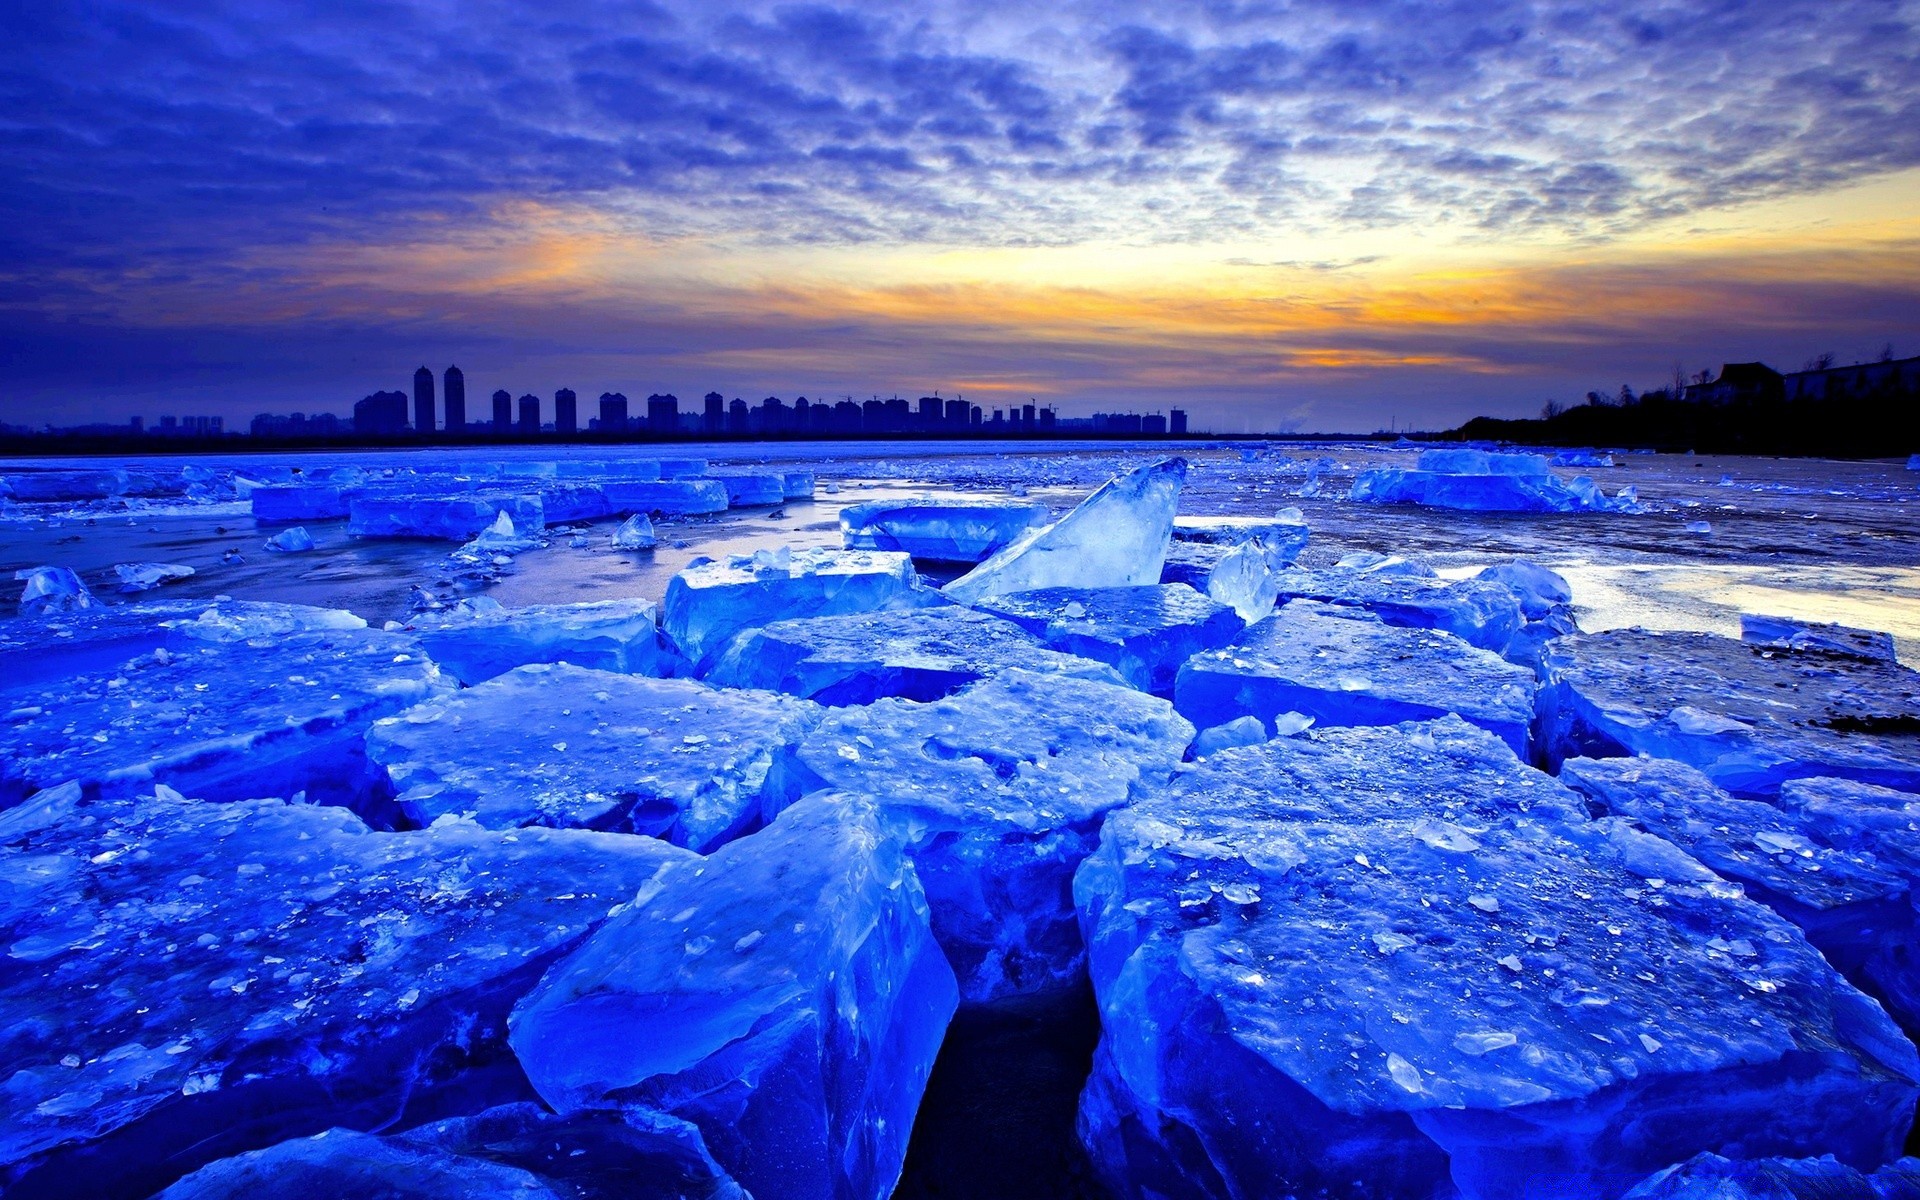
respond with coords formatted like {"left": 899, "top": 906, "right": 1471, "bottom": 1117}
{"left": 2, "top": 0, "right": 1917, "bottom": 433}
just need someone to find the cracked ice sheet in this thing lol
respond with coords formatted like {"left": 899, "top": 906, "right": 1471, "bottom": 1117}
{"left": 1075, "top": 716, "right": 1920, "bottom": 1200}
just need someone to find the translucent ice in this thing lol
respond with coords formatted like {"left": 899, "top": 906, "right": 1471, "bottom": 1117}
{"left": 975, "top": 583, "right": 1245, "bottom": 696}
{"left": 1265, "top": 568, "right": 1527, "bottom": 653}
{"left": 250, "top": 484, "right": 352, "bottom": 523}
{"left": 839, "top": 498, "right": 1051, "bottom": 562}
{"left": 706, "top": 472, "right": 786, "bottom": 506}
{"left": 1205, "top": 537, "right": 1292, "bottom": 622}
{"left": 794, "top": 669, "right": 1193, "bottom": 1001}
{"left": 0, "top": 467, "right": 130, "bottom": 502}
{"left": 781, "top": 470, "right": 815, "bottom": 500}
{"left": 0, "top": 785, "right": 695, "bottom": 1200}
{"left": 1076, "top": 716, "right": 1920, "bottom": 1200}
{"left": 1172, "top": 512, "right": 1310, "bottom": 562}
{"left": 1625, "top": 1152, "right": 1920, "bottom": 1200}
{"left": 263, "top": 525, "right": 316, "bottom": 552}
{"left": 112, "top": 562, "right": 194, "bottom": 593}
{"left": 1553, "top": 449, "right": 1617, "bottom": 469}
{"left": 611, "top": 512, "right": 657, "bottom": 550}
{"left": 510, "top": 792, "right": 958, "bottom": 1200}
{"left": 1350, "top": 449, "right": 1633, "bottom": 513}
{"left": 661, "top": 547, "right": 939, "bottom": 668}
{"left": 1540, "top": 629, "right": 1920, "bottom": 796}
{"left": 601, "top": 479, "right": 729, "bottom": 515}
{"left": 349, "top": 493, "right": 545, "bottom": 540}
{"left": 409, "top": 596, "right": 681, "bottom": 685}
{"left": 1476, "top": 560, "right": 1574, "bottom": 621}
{"left": 944, "top": 459, "right": 1186, "bottom": 603}
{"left": 14, "top": 565, "right": 98, "bottom": 615}
{"left": 1741, "top": 614, "right": 1899, "bottom": 663}
{"left": 463, "top": 510, "right": 543, "bottom": 554}
{"left": 155, "top": 1129, "right": 571, "bottom": 1200}
{"left": 1175, "top": 600, "right": 1537, "bottom": 753}
{"left": 703, "top": 605, "right": 1127, "bottom": 703}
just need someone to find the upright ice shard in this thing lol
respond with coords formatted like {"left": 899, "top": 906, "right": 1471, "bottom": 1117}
{"left": 367, "top": 662, "right": 817, "bottom": 847}
{"left": 1539, "top": 629, "right": 1920, "bottom": 795}
{"left": 611, "top": 512, "right": 657, "bottom": 550}
{"left": 1076, "top": 717, "right": 1920, "bottom": 1200}
{"left": 944, "top": 459, "right": 1186, "bottom": 604}
{"left": 974, "top": 583, "right": 1245, "bottom": 695}
{"left": 661, "top": 547, "right": 939, "bottom": 668}
{"left": 0, "top": 785, "right": 695, "bottom": 1200}
{"left": 14, "top": 565, "right": 98, "bottom": 615}
{"left": 702, "top": 605, "right": 1127, "bottom": 703}
{"left": 840, "top": 499, "right": 1053, "bottom": 562}
{"left": 263, "top": 526, "right": 316, "bottom": 552}
{"left": 409, "top": 596, "right": 681, "bottom": 685}
{"left": 795, "top": 669, "right": 1193, "bottom": 1001}
{"left": 1175, "top": 600, "right": 1537, "bottom": 753}
{"left": 510, "top": 792, "right": 958, "bottom": 1200}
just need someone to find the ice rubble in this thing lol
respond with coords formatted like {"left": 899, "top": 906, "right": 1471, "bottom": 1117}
{"left": 611, "top": 512, "right": 657, "bottom": 550}
{"left": 839, "top": 498, "right": 1052, "bottom": 562}
{"left": 974, "top": 583, "right": 1245, "bottom": 695}
{"left": 1539, "top": 629, "right": 1920, "bottom": 796}
{"left": 1742, "top": 614, "right": 1899, "bottom": 663}
{"left": 0, "top": 783, "right": 695, "bottom": 1200}
{"left": 262, "top": 526, "right": 315, "bottom": 552}
{"left": 1173, "top": 511, "right": 1311, "bottom": 557}
{"left": 1562, "top": 756, "right": 1920, "bottom": 1036}
{"left": 1263, "top": 566, "right": 1528, "bottom": 653}
{"left": 349, "top": 493, "right": 545, "bottom": 540}
{"left": 510, "top": 792, "right": 957, "bottom": 1200}
{"left": 661, "top": 547, "right": 939, "bottom": 668}
{"left": 367, "top": 662, "right": 815, "bottom": 847}
{"left": 407, "top": 596, "right": 678, "bottom": 684}
{"left": 793, "top": 669, "right": 1193, "bottom": 1002}
{"left": 944, "top": 458, "right": 1186, "bottom": 603}
{"left": 1625, "top": 1152, "right": 1920, "bottom": 1200}
{"left": 14, "top": 565, "right": 98, "bottom": 615}
{"left": 1175, "top": 600, "right": 1538, "bottom": 753}
{"left": 1350, "top": 448, "right": 1636, "bottom": 513}
{"left": 703, "top": 605, "right": 1128, "bottom": 703}
{"left": 0, "top": 605, "right": 451, "bottom": 813}
{"left": 1076, "top": 716, "right": 1920, "bottom": 1200}
{"left": 111, "top": 562, "right": 194, "bottom": 593}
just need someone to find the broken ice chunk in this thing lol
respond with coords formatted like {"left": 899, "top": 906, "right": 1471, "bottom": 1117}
{"left": 839, "top": 498, "right": 1051, "bottom": 562}
{"left": 262, "top": 526, "right": 316, "bottom": 552}
{"left": 112, "top": 562, "right": 195, "bottom": 593}
{"left": 1477, "top": 560, "right": 1573, "bottom": 620}
{"left": 944, "top": 459, "right": 1186, "bottom": 603}
{"left": 602, "top": 479, "right": 729, "bottom": 516}
{"left": 1349, "top": 449, "right": 1635, "bottom": 513}
{"left": 510, "top": 792, "right": 957, "bottom": 1200}
{"left": 14, "top": 565, "right": 99, "bottom": 615}
{"left": 1740, "top": 614, "right": 1899, "bottom": 664}
{"left": 661, "top": 547, "right": 938, "bottom": 668}
{"left": 1205, "top": 537, "right": 1291, "bottom": 623}
{"left": 974, "top": 583, "right": 1244, "bottom": 696}
{"left": 367, "top": 662, "right": 817, "bottom": 848}
{"left": 349, "top": 494, "right": 544, "bottom": 540}
{"left": 1175, "top": 600, "right": 1537, "bottom": 754}
{"left": 0, "top": 787, "right": 694, "bottom": 1200}
{"left": 703, "top": 606, "right": 1127, "bottom": 704}
{"left": 410, "top": 596, "right": 681, "bottom": 685}
{"left": 153, "top": 1128, "right": 569, "bottom": 1200}
{"left": 1260, "top": 568, "right": 1527, "bottom": 654}
{"left": 1171, "top": 513, "right": 1311, "bottom": 561}
{"left": 1539, "top": 629, "right": 1920, "bottom": 796}
{"left": 462, "top": 510, "right": 543, "bottom": 554}
{"left": 611, "top": 512, "right": 657, "bottom": 550}
{"left": 249, "top": 484, "right": 352, "bottom": 523}
{"left": 705, "top": 471, "right": 786, "bottom": 506}
{"left": 794, "top": 669, "right": 1192, "bottom": 1001}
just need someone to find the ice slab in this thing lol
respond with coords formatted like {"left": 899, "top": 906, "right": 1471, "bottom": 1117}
{"left": 263, "top": 525, "right": 316, "bottom": 552}
{"left": 0, "top": 785, "right": 695, "bottom": 1200}
{"left": 539, "top": 482, "right": 613, "bottom": 523}
{"left": 794, "top": 669, "right": 1193, "bottom": 1001}
{"left": 366, "top": 662, "right": 816, "bottom": 848}
{"left": 155, "top": 1129, "right": 569, "bottom": 1200}
{"left": 0, "top": 468, "right": 131, "bottom": 503}
{"left": 1416, "top": 448, "right": 1552, "bottom": 475}
{"left": 1265, "top": 568, "right": 1527, "bottom": 653}
{"left": 659, "top": 459, "right": 709, "bottom": 478}
{"left": 510, "top": 792, "right": 958, "bottom": 1200}
{"left": 1553, "top": 449, "right": 1618, "bottom": 469}
{"left": 0, "top": 611, "right": 452, "bottom": 814}
{"left": 840, "top": 498, "right": 1051, "bottom": 562}
{"left": 409, "top": 596, "right": 680, "bottom": 685}
{"left": 1350, "top": 450, "right": 1633, "bottom": 513}
{"left": 14, "top": 566, "right": 98, "bottom": 615}
{"left": 1175, "top": 600, "right": 1537, "bottom": 753}
{"left": 249, "top": 484, "right": 352, "bottom": 523}
{"left": 707, "top": 472, "right": 786, "bottom": 506}
{"left": 662, "top": 547, "right": 938, "bottom": 668}
{"left": 781, "top": 470, "right": 815, "bottom": 500}
{"left": 1540, "top": 629, "right": 1920, "bottom": 796}
{"left": 703, "top": 605, "right": 1127, "bottom": 703}
{"left": 349, "top": 493, "right": 545, "bottom": 540}
{"left": 1741, "top": 614, "right": 1899, "bottom": 663}
{"left": 1563, "top": 756, "right": 1920, "bottom": 1037}
{"left": 611, "top": 512, "right": 657, "bottom": 550}
{"left": 974, "top": 583, "right": 1245, "bottom": 696}
{"left": 944, "top": 459, "right": 1186, "bottom": 604}
{"left": 112, "top": 562, "right": 194, "bottom": 593}
{"left": 1625, "top": 1152, "right": 1920, "bottom": 1200}
{"left": 601, "top": 479, "right": 729, "bottom": 516}
{"left": 1076, "top": 717, "right": 1920, "bottom": 1200}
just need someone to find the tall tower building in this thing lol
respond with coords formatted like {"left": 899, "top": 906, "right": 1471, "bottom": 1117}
{"left": 443, "top": 366, "right": 466, "bottom": 433}
{"left": 598, "top": 393, "right": 629, "bottom": 432}
{"left": 647, "top": 393, "right": 679, "bottom": 435}
{"left": 704, "top": 391, "right": 724, "bottom": 435}
{"left": 412, "top": 366, "right": 435, "bottom": 433}
{"left": 492, "top": 389, "right": 512, "bottom": 429}
{"left": 518, "top": 394, "right": 540, "bottom": 433}
{"left": 554, "top": 388, "right": 577, "bottom": 435}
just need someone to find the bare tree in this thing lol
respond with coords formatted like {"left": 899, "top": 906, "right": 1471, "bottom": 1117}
{"left": 1805, "top": 352, "right": 1836, "bottom": 371}
{"left": 1879, "top": 342, "right": 1896, "bottom": 363}
{"left": 1541, "top": 399, "right": 1565, "bottom": 420}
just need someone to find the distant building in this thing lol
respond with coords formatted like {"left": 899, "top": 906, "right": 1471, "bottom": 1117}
{"left": 945, "top": 398, "right": 970, "bottom": 428}
{"left": 1170, "top": 408, "right": 1188, "bottom": 435}
{"left": 1142, "top": 413, "right": 1166, "bottom": 435}
{"left": 647, "top": 393, "right": 679, "bottom": 435}
{"left": 518, "top": 393, "right": 540, "bottom": 433}
{"left": 704, "top": 391, "right": 724, "bottom": 435}
{"left": 1040, "top": 407, "right": 1057, "bottom": 432}
{"left": 492, "top": 389, "right": 512, "bottom": 429}
{"left": 1781, "top": 354, "right": 1920, "bottom": 402}
{"left": 595, "top": 392, "right": 628, "bottom": 433}
{"left": 727, "top": 398, "right": 749, "bottom": 434}
{"left": 250, "top": 411, "right": 342, "bottom": 438}
{"left": 918, "top": 396, "right": 941, "bottom": 428}
{"left": 1022, "top": 402, "right": 1036, "bottom": 429}
{"left": 444, "top": 366, "right": 466, "bottom": 432}
{"left": 1682, "top": 363, "right": 1783, "bottom": 406}
{"left": 554, "top": 388, "right": 578, "bottom": 435}
{"left": 354, "top": 390, "right": 409, "bottom": 435}
{"left": 413, "top": 366, "right": 434, "bottom": 433}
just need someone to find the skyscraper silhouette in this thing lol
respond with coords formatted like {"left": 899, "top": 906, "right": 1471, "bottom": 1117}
{"left": 554, "top": 388, "right": 577, "bottom": 435}
{"left": 412, "top": 366, "right": 434, "bottom": 433}
{"left": 492, "top": 389, "right": 512, "bottom": 429}
{"left": 443, "top": 366, "right": 466, "bottom": 433}
{"left": 518, "top": 393, "right": 540, "bottom": 433}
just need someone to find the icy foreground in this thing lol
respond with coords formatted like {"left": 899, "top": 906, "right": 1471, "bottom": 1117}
{"left": 0, "top": 784, "right": 695, "bottom": 1200}
{"left": 1624, "top": 1152, "right": 1920, "bottom": 1200}
{"left": 975, "top": 583, "right": 1245, "bottom": 695}
{"left": 944, "top": 458, "right": 1186, "bottom": 603}
{"left": 1076, "top": 717, "right": 1920, "bottom": 1200}
{"left": 703, "top": 604, "right": 1128, "bottom": 703}
{"left": 1176, "top": 600, "right": 1537, "bottom": 753}
{"left": 408, "top": 596, "right": 680, "bottom": 685}
{"left": 510, "top": 792, "right": 958, "bottom": 1200}
{"left": 367, "top": 662, "right": 818, "bottom": 848}
{"left": 794, "top": 669, "right": 1193, "bottom": 1002}
{"left": 840, "top": 497, "right": 1052, "bottom": 561}
{"left": 1540, "top": 629, "right": 1920, "bottom": 795}
{"left": 662, "top": 547, "right": 938, "bottom": 668}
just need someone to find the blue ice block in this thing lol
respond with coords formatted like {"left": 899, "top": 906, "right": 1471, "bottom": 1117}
{"left": 1625, "top": 1152, "right": 1920, "bottom": 1200}
{"left": 945, "top": 459, "right": 1186, "bottom": 603}
{"left": 662, "top": 546, "right": 939, "bottom": 668}
{"left": 839, "top": 498, "right": 1051, "bottom": 562}
{"left": 13, "top": 565, "right": 98, "bottom": 615}
{"left": 780, "top": 470, "right": 815, "bottom": 499}
{"left": 0, "top": 784, "right": 696, "bottom": 1200}
{"left": 1172, "top": 512, "right": 1310, "bottom": 560}
{"left": 539, "top": 482, "right": 614, "bottom": 523}
{"left": 349, "top": 493, "right": 545, "bottom": 540}
{"left": 409, "top": 596, "right": 681, "bottom": 685}
{"left": 1741, "top": 614, "right": 1899, "bottom": 663}
{"left": 702, "top": 605, "right": 1127, "bottom": 703}
{"left": 249, "top": 484, "right": 353, "bottom": 522}
{"left": 794, "top": 669, "right": 1193, "bottom": 1001}
{"left": 1349, "top": 450, "right": 1633, "bottom": 513}
{"left": 1076, "top": 717, "right": 1920, "bottom": 1200}
{"left": 154, "top": 1129, "right": 570, "bottom": 1200}
{"left": 1539, "top": 629, "right": 1920, "bottom": 796}
{"left": 367, "top": 662, "right": 817, "bottom": 847}
{"left": 974, "top": 583, "right": 1245, "bottom": 695}
{"left": 1175, "top": 600, "right": 1537, "bottom": 753}
{"left": 1477, "top": 560, "right": 1573, "bottom": 620}
{"left": 601, "top": 479, "right": 730, "bottom": 515}
{"left": 1265, "top": 568, "right": 1527, "bottom": 653}
{"left": 0, "top": 468, "right": 131, "bottom": 502}
{"left": 706, "top": 472, "right": 786, "bottom": 506}
{"left": 509, "top": 792, "right": 958, "bottom": 1200}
